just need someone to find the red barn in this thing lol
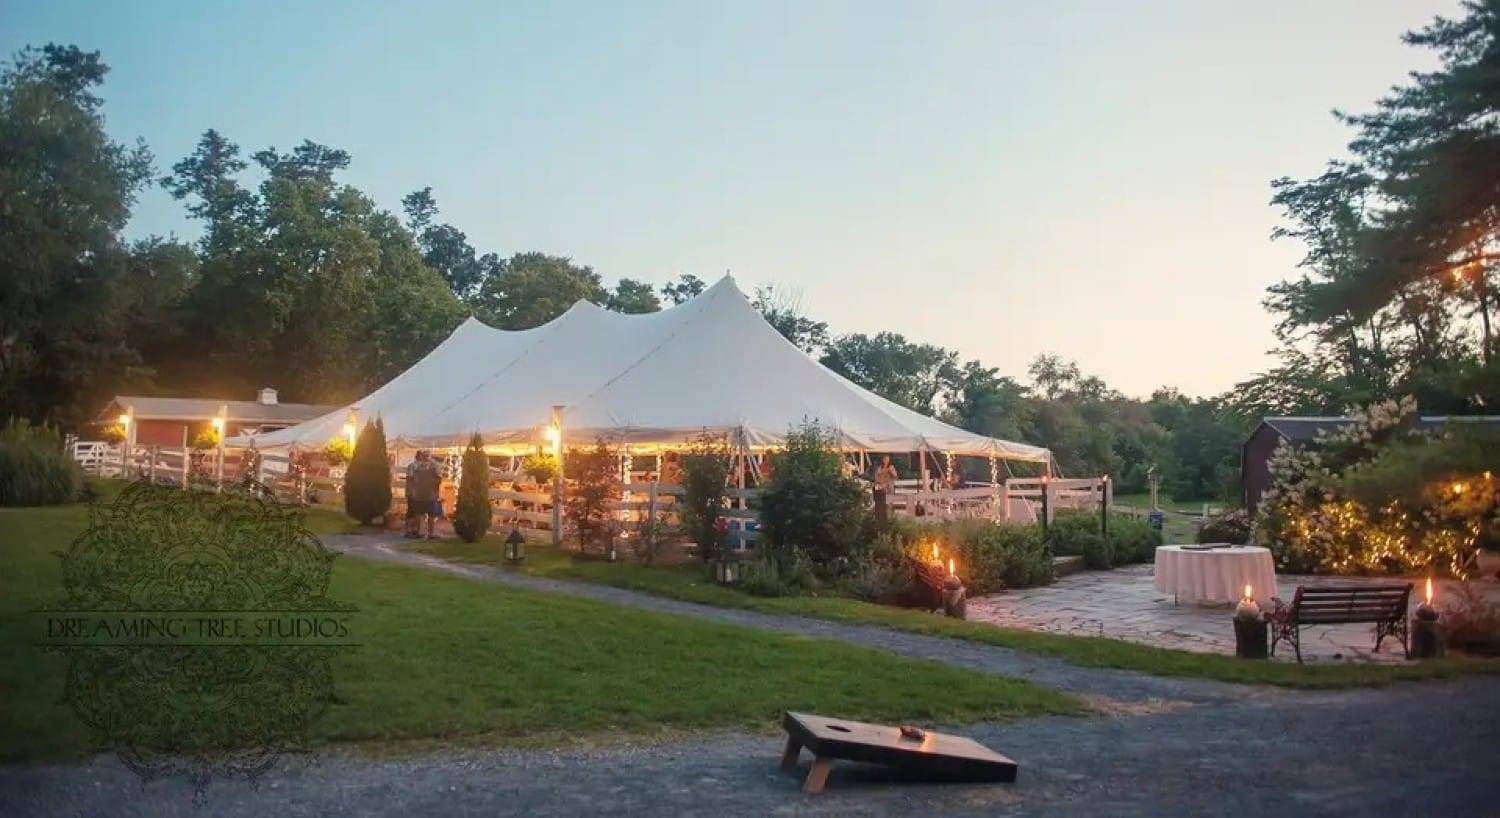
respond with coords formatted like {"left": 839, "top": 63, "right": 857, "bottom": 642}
{"left": 96, "top": 388, "right": 338, "bottom": 448}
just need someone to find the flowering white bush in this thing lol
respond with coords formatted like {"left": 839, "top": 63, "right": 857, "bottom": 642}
{"left": 1254, "top": 397, "right": 1485, "bottom": 577}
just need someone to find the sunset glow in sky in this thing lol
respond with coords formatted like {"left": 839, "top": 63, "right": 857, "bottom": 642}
{"left": 1, "top": 1, "right": 1460, "bottom": 397}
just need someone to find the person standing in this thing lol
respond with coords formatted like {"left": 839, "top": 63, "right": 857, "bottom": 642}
{"left": 873, "top": 455, "right": 898, "bottom": 528}
{"left": 405, "top": 450, "right": 441, "bottom": 539}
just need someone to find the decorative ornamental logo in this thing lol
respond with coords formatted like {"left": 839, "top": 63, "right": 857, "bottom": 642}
{"left": 42, "top": 480, "right": 356, "bottom": 803}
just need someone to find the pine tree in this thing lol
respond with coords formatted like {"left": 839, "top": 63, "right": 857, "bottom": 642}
{"left": 344, "top": 419, "right": 391, "bottom": 524}
{"left": 453, "top": 432, "right": 493, "bottom": 542}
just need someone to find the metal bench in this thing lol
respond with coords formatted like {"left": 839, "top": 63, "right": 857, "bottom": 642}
{"left": 1268, "top": 584, "right": 1413, "bottom": 663}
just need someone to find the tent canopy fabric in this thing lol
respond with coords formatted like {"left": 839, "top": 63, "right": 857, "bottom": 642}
{"left": 231, "top": 277, "right": 1050, "bottom": 462}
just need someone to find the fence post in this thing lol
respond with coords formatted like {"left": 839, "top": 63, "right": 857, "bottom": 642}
{"left": 148, "top": 445, "right": 158, "bottom": 483}
{"left": 1040, "top": 476, "right": 1051, "bottom": 535}
{"left": 1099, "top": 475, "right": 1110, "bottom": 537}
{"left": 181, "top": 427, "right": 190, "bottom": 488}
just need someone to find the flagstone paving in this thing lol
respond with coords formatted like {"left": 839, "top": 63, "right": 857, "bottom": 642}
{"left": 967, "top": 564, "right": 1500, "bottom": 663}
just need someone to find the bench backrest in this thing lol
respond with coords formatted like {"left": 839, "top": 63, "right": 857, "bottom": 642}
{"left": 1289, "top": 584, "right": 1412, "bottom": 625}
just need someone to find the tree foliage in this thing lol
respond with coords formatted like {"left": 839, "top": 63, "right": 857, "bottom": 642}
{"left": 344, "top": 418, "right": 391, "bottom": 524}
{"left": 453, "top": 432, "right": 492, "bottom": 543}
{"left": 757, "top": 422, "right": 869, "bottom": 569}
{"left": 1238, "top": 1, "right": 1500, "bottom": 416}
{"left": 678, "top": 433, "right": 731, "bottom": 561}
{"left": 0, "top": 45, "right": 156, "bottom": 425}
{"left": 564, "top": 440, "right": 622, "bottom": 555}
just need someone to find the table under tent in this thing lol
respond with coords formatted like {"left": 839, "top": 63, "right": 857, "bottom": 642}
{"left": 229, "top": 276, "right": 1107, "bottom": 546}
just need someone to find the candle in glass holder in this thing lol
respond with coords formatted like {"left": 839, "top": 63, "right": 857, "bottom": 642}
{"left": 1234, "top": 584, "right": 1260, "bottom": 620}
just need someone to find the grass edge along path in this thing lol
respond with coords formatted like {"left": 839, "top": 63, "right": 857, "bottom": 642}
{"left": 0, "top": 497, "right": 1080, "bottom": 763}
{"left": 408, "top": 537, "right": 1500, "bottom": 690}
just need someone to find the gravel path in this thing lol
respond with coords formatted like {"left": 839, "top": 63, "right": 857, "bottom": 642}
{"left": 5, "top": 677, "right": 1496, "bottom": 817}
{"left": 5, "top": 534, "right": 1496, "bottom": 817}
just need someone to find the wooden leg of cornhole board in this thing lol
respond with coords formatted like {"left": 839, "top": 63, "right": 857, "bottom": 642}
{"left": 802, "top": 757, "right": 834, "bottom": 794}
{"left": 780, "top": 737, "right": 802, "bottom": 772}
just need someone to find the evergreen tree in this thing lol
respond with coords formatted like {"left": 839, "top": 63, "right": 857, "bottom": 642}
{"left": 344, "top": 419, "right": 391, "bottom": 524}
{"left": 453, "top": 432, "right": 493, "bottom": 542}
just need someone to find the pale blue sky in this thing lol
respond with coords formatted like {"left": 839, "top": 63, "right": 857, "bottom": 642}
{"left": 1, "top": 1, "right": 1459, "bottom": 397}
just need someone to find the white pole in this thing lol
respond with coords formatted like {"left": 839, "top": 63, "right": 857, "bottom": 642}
{"left": 181, "top": 426, "right": 190, "bottom": 488}
{"left": 550, "top": 405, "right": 565, "bottom": 548}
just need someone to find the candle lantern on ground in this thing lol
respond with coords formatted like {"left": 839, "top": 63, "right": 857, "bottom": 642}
{"left": 1410, "top": 578, "right": 1444, "bottom": 659}
{"left": 1233, "top": 584, "right": 1268, "bottom": 659}
{"left": 942, "top": 558, "right": 967, "bottom": 620}
{"left": 505, "top": 525, "right": 526, "bottom": 564}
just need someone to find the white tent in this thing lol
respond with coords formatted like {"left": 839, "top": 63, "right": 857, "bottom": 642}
{"left": 232, "top": 276, "right": 1049, "bottom": 462}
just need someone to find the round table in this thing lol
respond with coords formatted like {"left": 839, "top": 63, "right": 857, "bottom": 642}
{"left": 1153, "top": 544, "right": 1277, "bottom": 605}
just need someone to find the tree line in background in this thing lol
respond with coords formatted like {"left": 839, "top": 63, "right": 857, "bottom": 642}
{"left": 1, "top": 3, "right": 1493, "bottom": 504}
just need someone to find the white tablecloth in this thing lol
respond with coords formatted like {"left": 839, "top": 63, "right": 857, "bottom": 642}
{"left": 1153, "top": 545, "right": 1277, "bottom": 604}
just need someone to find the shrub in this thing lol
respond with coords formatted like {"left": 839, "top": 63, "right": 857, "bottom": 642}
{"left": 522, "top": 452, "right": 558, "bottom": 485}
{"left": 190, "top": 427, "right": 220, "bottom": 451}
{"left": 1443, "top": 583, "right": 1500, "bottom": 655}
{"left": 0, "top": 418, "right": 84, "bottom": 506}
{"left": 452, "top": 433, "right": 492, "bottom": 542}
{"left": 879, "top": 516, "right": 1053, "bottom": 594}
{"left": 679, "top": 433, "right": 731, "bottom": 562}
{"left": 1256, "top": 398, "right": 1497, "bottom": 577}
{"left": 1110, "top": 514, "right": 1162, "bottom": 563}
{"left": 942, "top": 520, "right": 1053, "bottom": 593}
{"left": 565, "top": 439, "right": 621, "bottom": 555}
{"left": 343, "top": 418, "right": 391, "bottom": 524}
{"left": 1198, "top": 508, "right": 1251, "bottom": 544}
{"left": 739, "top": 551, "right": 821, "bottom": 597}
{"left": 1078, "top": 533, "right": 1113, "bottom": 569}
{"left": 322, "top": 437, "right": 353, "bottom": 467}
{"left": 100, "top": 423, "right": 126, "bottom": 444}
{"left": 1047, "top": 510, "right": 1160, "bottom": 569}
{"left": 757, "top": 422, "right": 869, "bottom": 572}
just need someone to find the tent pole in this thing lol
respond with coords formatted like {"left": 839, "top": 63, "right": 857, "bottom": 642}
{"left": 550, "top": 405, "right": 565, "bottom": 548}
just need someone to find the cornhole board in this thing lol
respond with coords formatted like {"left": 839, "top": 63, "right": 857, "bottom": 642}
{"left": 781, "top": 711, "right": 1018, "bottom": 794}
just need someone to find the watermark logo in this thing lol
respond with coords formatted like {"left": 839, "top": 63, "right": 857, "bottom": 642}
{"left": 40, "top": 480, "right": 356, "bottom": 802}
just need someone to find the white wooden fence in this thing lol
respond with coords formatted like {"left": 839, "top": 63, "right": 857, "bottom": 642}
{"left": 70, "top": 439, "right": 1111, "bottom": 550}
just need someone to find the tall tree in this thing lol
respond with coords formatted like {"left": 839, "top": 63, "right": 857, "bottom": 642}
{"left": 753, "top": 284, "right": 829, "bottom": 354}
{"left": 606, "top": 278, "right": 661, "bottom": 314}
{"left": 0, "top": 45, "right": 154, "bottom": 425}
{"left": 661, "top": 274, "right": 706, "bottom": 305}
{"left": 820, "top": 332, "right": 958, "bottom": 415}
{"left": 164, "top": 132, "right": 464, "bottom": 402}
{"left": 471, "top": 252, "right": 606, "bottom": 329}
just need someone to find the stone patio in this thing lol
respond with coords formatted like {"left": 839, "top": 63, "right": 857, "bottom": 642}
{"left": 967, "top": 564, "right": 1498, "bottom": 663}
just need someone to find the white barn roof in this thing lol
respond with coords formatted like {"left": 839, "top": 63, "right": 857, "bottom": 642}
{"left": 233, "top": 277, "right": 1048, "bottom": 461}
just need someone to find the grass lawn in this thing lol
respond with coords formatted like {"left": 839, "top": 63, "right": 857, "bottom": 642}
{"left": 0, "top": 495, "right": 1079, "bottom": 763}
{"left": 410, "top": 537, "right": 1500, "bottom": 690}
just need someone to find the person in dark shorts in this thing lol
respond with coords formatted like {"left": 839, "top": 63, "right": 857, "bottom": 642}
{"left": 405, "top": 450, "right": 441, "bottom": 539}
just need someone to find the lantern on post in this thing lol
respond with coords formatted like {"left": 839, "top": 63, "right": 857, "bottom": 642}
{"left": 505, "top": 525, "right": 527, "bottom": 565}
{"left": 713, "top": 554, "right": 741, "bottom": 585}
{"left": 1411, "top": 578, "right": 1444, "bottom": 659}
{"left": 1233, "top": 584, "right": 1268, "bottom": 659}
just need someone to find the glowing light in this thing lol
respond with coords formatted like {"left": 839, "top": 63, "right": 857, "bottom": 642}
{"left": 1452, "top": 481, "right": 1466, "bottom": 495}
{"left": 948, "top": 558, "right": 955, "bottom": 576}
{"left": 1425, "top": 577, "right": 1434, "bottom": 606}
{"left": 543, "top": 424, "right": 561, "bottom": 455}
{"left": 117, "top": 413, "right": 130, "bottom": 426}
{"left": 931, "top": 543, "right": 940, "bottom": 562}
{"left": 210, "top": 417, "right": 225, "bottom": 432}
{"left": 1243, "top": 584, "right": 1253, "bottom": 602}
